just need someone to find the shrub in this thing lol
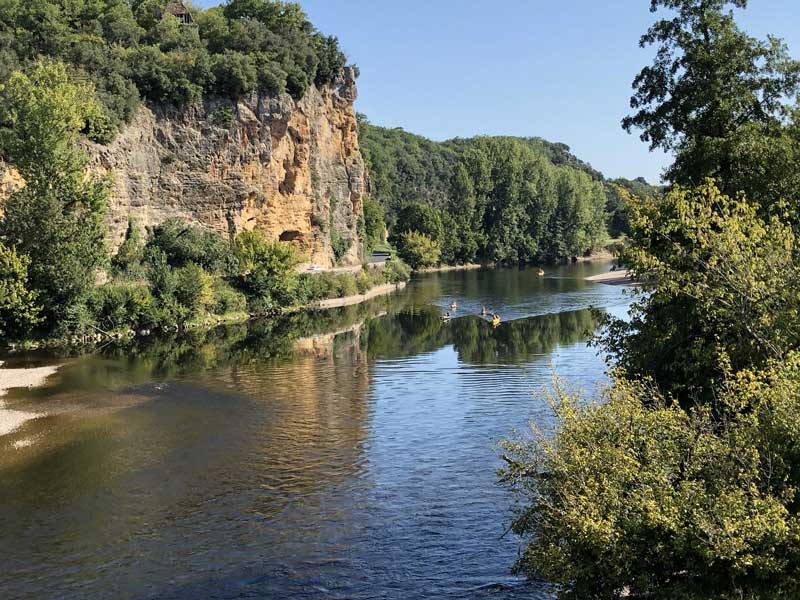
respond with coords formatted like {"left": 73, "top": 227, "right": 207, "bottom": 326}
{"left": 333, "top": 273, "right": 358, "bottom": 298}
{"left": 234, "top": 230, "right": 299, "bottom": 306}
{"left": 174, "top": 263, "right": 214, "bottom": 316}
{"left": 146, "top": 247, "right": 177, "bottom": 300}
{"left": 382, "top": 258, "right": 411, "bottom": 283}
{"left": 87, "top": 283, "right": 155, "bottom": 331}
{"left": 501, "top": 357, "right": 800, "bottom": 600}
{"left": 355, "top": 269, "right": 371, "bottom": 294}
{"left": 112, "top": 218, "right": 145, "bottom": 275}
{"left": 397, "top": 231, "right": 441, "bottom": 269}
{"left": 212, "top": 279, "right": 247, "bottom": 314}
{"left": 146, "top": 219, "right": 235, "bottom": 275}
{"left": 0, "top": 242, "right": 41, "bottom": 340}
{"left": 209, "top": 106, "right": 236, "bottom": 128}
{"left": 330, "top": 226, "right": 352, "bottom": 264}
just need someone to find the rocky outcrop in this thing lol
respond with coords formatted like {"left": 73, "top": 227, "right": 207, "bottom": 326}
{"left": 1, "top": 68, "right": 365, "bottom": 267}
{"left": 96, "top": 67, "right": 365, "bottom": 267}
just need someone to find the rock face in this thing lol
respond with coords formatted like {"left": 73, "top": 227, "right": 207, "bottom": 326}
{"left": 85, "top": 67, "right": 365, "bottom": 267}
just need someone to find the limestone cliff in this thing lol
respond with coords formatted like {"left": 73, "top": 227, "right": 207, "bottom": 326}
{"left": 56, "top": 67, "right": 363, "bottom": 268}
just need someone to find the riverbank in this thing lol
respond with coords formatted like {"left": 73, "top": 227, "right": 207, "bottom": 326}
{"left": 0, "top": 362, "right": 59, "bottom": 437}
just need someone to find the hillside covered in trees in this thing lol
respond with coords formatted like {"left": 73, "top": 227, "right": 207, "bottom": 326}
{"left": 358, "top": 116, "right": 659, "bottom": 265}
{"left": 0, "top": 0, "right": 349, "bottom": 141}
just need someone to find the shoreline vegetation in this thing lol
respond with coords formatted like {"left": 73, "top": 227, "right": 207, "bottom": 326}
{"left": 0, "top": 0, "right": 636, "bottom": 352}
{"left": 501, "top": 1, "right": 800, "bottom": 598}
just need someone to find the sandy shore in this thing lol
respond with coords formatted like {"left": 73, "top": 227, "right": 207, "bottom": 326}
{"left": 312, "top": 281, "right": 407, "bottom": 310}
{"left": 0, "top": 362, "right": 59, "bottom": 437}
{"left": 585, "top": 270, "right": 641, "bottom": 286}
{"left": 416, "top": 263, "right": 483, "bottom": 274}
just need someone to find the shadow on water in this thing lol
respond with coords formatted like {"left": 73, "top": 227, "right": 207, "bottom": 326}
{"left": 0, "top": 264, "right": 624, "bottom": 600}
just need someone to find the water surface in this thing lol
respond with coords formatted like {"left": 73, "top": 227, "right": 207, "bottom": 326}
{"left": 0, "top": 263, "right": 631, "bottom": 599}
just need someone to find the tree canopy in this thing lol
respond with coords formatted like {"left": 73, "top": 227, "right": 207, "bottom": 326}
{"left": 358, "top": 117, "right": 621, "bottom": 264}
{"left": 623, "top": 0, "right": 800, "bottom": 209}
{"left": 0, "top": 0, "right": 350, "bottom": 139}
{"left": 0, "top": 61, "right": 109, "bottom": 329}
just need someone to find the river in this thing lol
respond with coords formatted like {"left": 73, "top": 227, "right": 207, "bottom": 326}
{"left": 0, "top": 263, "right": 632, "bottom": 599}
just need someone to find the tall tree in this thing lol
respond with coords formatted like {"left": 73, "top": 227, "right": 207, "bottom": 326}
{"left": 623, "top": 0, "right": 800, "bottom": 200}
{"left": 0, "top": 61, "right": 109, "bottom": 330}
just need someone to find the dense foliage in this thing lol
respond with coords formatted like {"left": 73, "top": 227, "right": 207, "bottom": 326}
{"left": 503, "top": 2, "right": 800, "bottom": 598}
{"left": 602, "top": 181, "right": 800, "bottom": 403}
{"left": 0, "top": 0, "right": 349, "bottom": 139}
{"left": 396, "top": 231, "right": 441, "bottom": 270}
{"left": 0, "top": 62, "right": 109, "bottom": 331}
{"left": 359, "top": 117, "right": 617, "bottom": 264}
{"left": 0, "top": 241, "right": 40, "bottom": 339}
{"left": 623, "top": 0, "right": 800, "bottom": 213}
{"left": 502, "top": 359, "right": 800, "bottom": 600}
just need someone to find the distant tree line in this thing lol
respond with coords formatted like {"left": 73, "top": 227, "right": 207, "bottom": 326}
{"left": 358, "top": 117, "right": 659, "bottom": 267}
{"left": 0, "top": 0, "right": 349, "bottom": 142}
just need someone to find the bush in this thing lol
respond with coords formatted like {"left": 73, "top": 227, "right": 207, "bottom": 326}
{"left": 501, "top": 357, "right": 800, "bottom": 600}
{"left": 397, "top": 231, "right": 441, "bottom": 269}
{"left": 212, "top": 279, "right": 247, "bottom": 314}
{"left": 0, "top": 242, "right": 41, "bottom": 340}
{"left": 174, "top": 263, "right": 214, "bottom": 316}
{"left": 87, "top": 283, "right": 155, "bottom": 331}
{"left": 355, "top": 269, "right": 371, "bottom": 294}
{"left": 146, "top": 219, "right": 235, "bottom": 275}
{"left": 330, "top": 226, "right": 352, "bottom": 264}
{"left": 234, "top": 230, "right": 299, "bottom": 306}
{"left": 209, "top": 105, "right": 236, "bottom": 128}
{"left": 333, "top": 273, "right": 358, "bottom": 298}
{"left": 112, "top": 218, "right": 145, "bottom": 275}
{"left": 382, "top": 258, "right": 411, "bottom": 283}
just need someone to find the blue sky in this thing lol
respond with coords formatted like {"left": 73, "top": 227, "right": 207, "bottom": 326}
{"left": 195, "top": 1, "right": 800, "bottom": 183}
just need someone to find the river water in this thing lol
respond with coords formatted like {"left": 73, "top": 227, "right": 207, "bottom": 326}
{"left": 0, "top": 263, "right": 631, "bottom": 599}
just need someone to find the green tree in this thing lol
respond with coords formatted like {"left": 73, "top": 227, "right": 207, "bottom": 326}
{"left": 601, "top": 181, "right": 800, "bottom": 402}
{"left": 112, "top": 218, "right": 145, "bottom": 274}
{"left": 174, "top": 263, "right": 215, "bottom": 316}
{"left": 622, "top": 0, "right": 800, "bottom": 199}
{"left": 235, "top": 231, "right": 299, "bottom": 309}
{"left": 397, "top": 231, "right": 441, "bottom": 270}
{"left": 392, "top": 203, "right": 443, "bottom": 244}
{"left": 362, "top": 197, "right": 386, "bottom": 255}
{"left": 0, "top": 61, "right": 109, "bottom": 329}
{"left": 0, "top": 241, "right": 40, "bottom": 340}
{"left": 502, "top": 355, "right": 800, "bottom": 600}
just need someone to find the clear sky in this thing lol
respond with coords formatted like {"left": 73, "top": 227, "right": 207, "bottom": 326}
{"left": 195, "top": 1, "right": 800, "bottom": 183}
